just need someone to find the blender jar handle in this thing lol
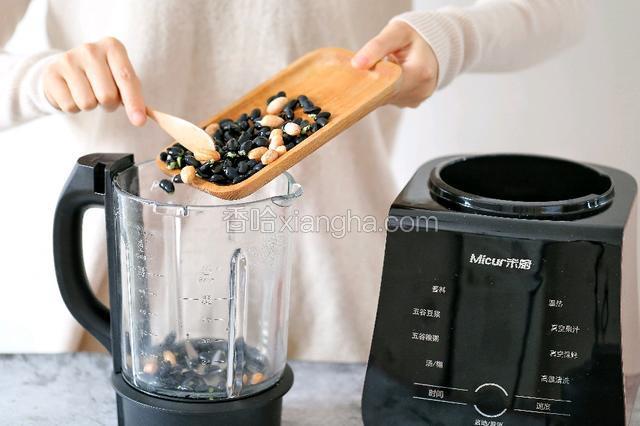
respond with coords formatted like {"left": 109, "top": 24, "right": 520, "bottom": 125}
{"left": 53, "top": 153, "right": 134, "bottom": 351}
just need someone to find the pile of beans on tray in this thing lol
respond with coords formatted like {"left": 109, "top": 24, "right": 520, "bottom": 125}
{"left": 158, "top": 92, "right": 331, "bottom": 192}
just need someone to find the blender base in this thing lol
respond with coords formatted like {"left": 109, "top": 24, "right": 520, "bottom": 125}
{"left": 112, "top": 364, "right": 294, "bottom": 426}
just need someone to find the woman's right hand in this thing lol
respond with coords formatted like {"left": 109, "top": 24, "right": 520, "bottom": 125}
{"left": 42, "top": 37, "right": 146, "bottom": 126}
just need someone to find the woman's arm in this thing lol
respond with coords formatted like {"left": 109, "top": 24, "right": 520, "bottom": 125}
{"left": 353, "top": 0, "right": 591, "bottom": 106}
{"left": 0, "top": 0, "right": 61, "bottom": 129}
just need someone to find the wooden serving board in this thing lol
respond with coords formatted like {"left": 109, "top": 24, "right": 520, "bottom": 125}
{"left": 156, "top": 47, "right": 402, "bottom": 200}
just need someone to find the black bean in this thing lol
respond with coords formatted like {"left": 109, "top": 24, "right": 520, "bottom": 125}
{"left": 198, "top": 164, "right": 212, "bottom": 178}
{"left": 250, "top": 108, "right": 261, "bottom": 120}
{"left": 229, "top": 122, "right": 242, "bottom": 133}
{"left": 209, "top": 174, "right": 226, "bottom": 183}
{"left": 298, "top": 95, "right": 309, "bottom": 104}
{"left": 159, "top": 151, "right": 168, "bottom": 161}
{"left": 276, "top": 90, "right": 286, "bottom": 98}
{"left": 285, "top": 142, "right": 296, "bottom": 151}
{"left": 158, "top": 360, "right": 175, "bottom": 377}
{"left": 316, "top": 111, "right": 331, "bottom": 120}
{"left": 159, "top": 179, "right": 175, "bottom": 193}
{"left": 299, "top": 119, "right": 310, "bottom": 128}
{"left": 223, "top": 158, "right": 233, "bottom": 168}
{"left": 311, "top": 123, "right": 320, "bottom": 132}
{"left": 253, "top": 136, "right": 269, "bottom": 147}
{"left": 213, "top": 129, "right": 223, "bottom": 142}
{"left": 223, "top": 166, "right": 239, "bottom": 179}
{"left": 219, "top": 119, "right": 233, "bottom": 131}
{"left": 238, "top": 141, "right": 251, "bottom": 154}
{"left": 168, "top": 147, "right": 184, "bottom": 157}
{"left": 179, "top": 375, "right": 208, "bottom": 392}
{"left": 316, "top": 117, "right": 328, "bottom": 127}
{"left": 238, "top": 131, "right": 251, "bottom": 143}
{"left": 293, "top": 117, "right": 302, "bottom": 125}
{"left": 226, "top": 138, "right": 239, "bottom": 151}
{"left": 223, "top": 130, "right": 234, "bottom": 141}
{"left": 211, "top": 163, "right": 224, "bottom": 174}
{"left": 253, "top": 163, "right": 265, "bottom": 172}
{"left": 172, "top": 174, "right": 183, "bottom": 184}
{"left": 184, "top": 155, "right": 201, "bottom": 167}
{"left": 237, "top": 161, "right": 249, "bottom": 174}
{"left": 283, "top": 134, "right": 295, "bottom": 144}
{"left": 173, "top": 143, "right": 186, "bottom": 151}
{"left": 258, "top": 128, "right": 271, "bottom": 138}
{"left": 161, "top": 332, "right": 177, "bottom": 348}
{"left": 296, "top": 135, "right": 308, "bottom": 144}
{"left": 283, "top": 107, "right": 294, "bottom": 120}
{"left": 232, "top": 176, "right": 246, "bottom": 184}
{"left": 246, "top": 159, "right": 258, "bottom": 168}
{"left": 238, "top": 113, "right": 248, "bottom": 122}
{"left": 286, "top": 99, "right": 299, "bottom": 110}
{"left": 303, "top": 106, "right": 321, "bottom": 115}
{"left": 238, "top": 120, "right": 250, "bottom": 130}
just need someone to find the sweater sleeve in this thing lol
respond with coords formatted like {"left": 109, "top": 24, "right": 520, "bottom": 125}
{"left": 0, "top": 0, "right": 62, "bottom": 130}
{"left": 392, "top": 0, "right": 591, "bottom": 88}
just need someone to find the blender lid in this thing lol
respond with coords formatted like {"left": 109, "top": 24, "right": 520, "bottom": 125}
{"left": 428, "top": 154, "right": 615, "bottom": 220}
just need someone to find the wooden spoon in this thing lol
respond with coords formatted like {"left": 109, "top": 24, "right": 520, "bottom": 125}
{"left": 156, "top": 47, "right": 402, "bottom": 200}
{"left": 147, "top": 107, "right": 214, "bottom": 153}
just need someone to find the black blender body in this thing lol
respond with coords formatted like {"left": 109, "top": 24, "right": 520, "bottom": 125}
{"left": 362, "top": 154, "right": 638, "bottom": 425}
{"left": 53, "top": 154, "right": 294, "bottom": 426}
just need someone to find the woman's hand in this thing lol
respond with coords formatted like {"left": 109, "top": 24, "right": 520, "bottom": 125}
{"left": 42, "top": 37, "right": 146, "bottom": 126}
{"left": 352, "top": 21, "right": 438, "bottom": 108}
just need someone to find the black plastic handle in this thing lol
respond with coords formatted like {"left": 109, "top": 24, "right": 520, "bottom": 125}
{"left": 53, "top": 153, "right": 133, "bottom": 351}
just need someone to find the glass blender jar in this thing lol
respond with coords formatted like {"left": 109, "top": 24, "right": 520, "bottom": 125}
{"left": 53, "top": 153, "right": 301, "bottom": 425}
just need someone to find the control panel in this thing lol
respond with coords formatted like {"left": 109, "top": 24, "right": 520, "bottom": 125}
{"left": 363, "top": 228, "right": 624, "bottom": 425}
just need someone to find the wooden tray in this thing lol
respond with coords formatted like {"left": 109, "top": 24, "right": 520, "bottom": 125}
{"left": 156, "top": 47, "right": 402, "bottom": 200}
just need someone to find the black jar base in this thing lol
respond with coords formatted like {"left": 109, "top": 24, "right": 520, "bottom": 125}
{"left": 112, "top": 365, "right": 294, "bottom": 426}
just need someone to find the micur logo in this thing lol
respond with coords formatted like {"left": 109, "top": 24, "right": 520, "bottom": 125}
{"left": 469, "top": 253, "right": 533, "bottom": 270}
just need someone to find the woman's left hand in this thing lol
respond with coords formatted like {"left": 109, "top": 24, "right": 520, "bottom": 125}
{"left": 352, "top": 20, "right": 439, "bottom": 108}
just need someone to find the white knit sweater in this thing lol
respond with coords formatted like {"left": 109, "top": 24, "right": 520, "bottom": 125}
{"left": 0, "top": 0, "right": 588, "bottom": 361}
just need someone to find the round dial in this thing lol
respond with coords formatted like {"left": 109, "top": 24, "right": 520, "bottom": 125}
{"left": 474, "top": 383, "right": 508, "bottom": 418}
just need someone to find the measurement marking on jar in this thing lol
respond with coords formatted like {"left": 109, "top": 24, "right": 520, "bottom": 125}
{"left": 201, "top": 317, "right": 226, "bottom": 323}
{"left": 515, "top": 395, "right": 572, "bottom": 403}
{"left": 412, "top": 396, "right": 467, "bottom": 405}
{"left": 414, "top": 383, "right": 469, "bottom": 392}
{"left": 514, "top": 408, "right": 570, "bottom": 417}
{"left": 182, "top": 296, "right": 232, "bottom": 302}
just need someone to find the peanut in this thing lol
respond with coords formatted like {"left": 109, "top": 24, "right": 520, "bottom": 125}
{"left": 204, "top": 122, "right": 220, "bottom": 135}
{"left": 180, "top": 165, "right": 196, "bottom": 184}
{"left": 269, "top": 128, "right": 284, "bottom": 149}
{"left": 275, "top": 145, "right": 287, "bottom": 155}
{"left": 261, "top": 149, "right": 279, "bottom": 165}
{"left": 266, "top": 96, "right": 288, "bottom": 115}
{"left": 250, "top": 372, "right": 265, "bottom": 385}
{"left": 283, "top": 122, "right": 301, "bottom": 136}
{"left": 194, "top": 147, "right": 221, "bottom": 162}
{"left": 259, "top": 115, "right": 284, "bottom": 128}
{"left": 163, "top": 350, "right": 177, "bottom": 366}
{"left": 143, "top": 359, "right": 158, "bottom": 375}
{"left": 248, "top": 147, "right": 268, "bottom": 160}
